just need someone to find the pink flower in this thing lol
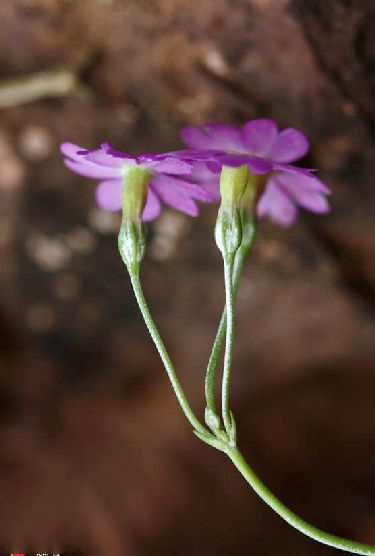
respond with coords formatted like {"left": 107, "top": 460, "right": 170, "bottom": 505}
{"left": 61, "top": 141, "right": 216, "bottom": 220}
{"left": 180, "top": 119, "right": 330, "bottom": 226}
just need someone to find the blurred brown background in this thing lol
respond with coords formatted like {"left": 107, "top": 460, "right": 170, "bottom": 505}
{"left": 0, "top": 0, "right": 374, "bottom": 554}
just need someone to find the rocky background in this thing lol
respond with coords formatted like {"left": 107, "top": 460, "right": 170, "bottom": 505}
{"left": 0, "top": 0, "right": 374, "bottom": 554}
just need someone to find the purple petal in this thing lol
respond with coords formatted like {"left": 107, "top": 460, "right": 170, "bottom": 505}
{"left": 178, "top": 180, "right": 215, "bottom": 202}
{"left": 62, "top": 141, "right": 134, "bottom": 171}
{"left": 247, "top": 157, "right": 273, "bottom": 174}
{"left": 242, "top": 119, "right": 278, "bottom": 156}
{"left": 257, "top": 177, "right": 298, "bottom": 226}
{"left": 273, "top": 163, "right": 317, "bottom": 176}
{"left": 203, "top": 123, "right": 245, "bottom": 151}
{"left": 60, "top": 142, "right": 86, "bottom": 162}
{"left": 142, "top": 188, "right": 162, "bottom": 221}
{"left": 189, "top": 161, "right": 220, "bottom": 179}
{"left": 85, "top": 147, "right": 132, "bottom": 168}
{"left": 181, "top": 126, "right": 215, "bottom": 149}
{"left": 164, "top": 149, "right": 225, "bottom": 163}
{"left": 196, "top": 176, "right": 220, "bottom": 201}
{"left": 268, "top": 128, "right": 309, "bottom": 163}
{"left": 104, "top": 142, "right": 135, "bottom": 160}
{"left": 150, "top": 175, "right": 199, "bottom": 216}
{"left": 145, "top": 157, "right": 193, "bottom": 175}
{"left": 95, "top": 179, "right": 123, "bottom": 211}
{"left": 64, "top": 159, "right": 122, "bottom": 179}
{"left": 205, "top": 160, "right": 222, "bottom": 173}
{"left": 137, "top": 152, "right": 158, "bottom": 161}
{"left": 216, "top": 153, "right": 273, "bottom": 174}
{"left": 186, "top": 163, "right": 221, "bottom": 201}
{"left": 181, "top": 123, "right": 244, "bottom": 151}
{"left": 276, "top": 170, "right": 330, "bottom": 194}
{"left": 297, "top": 190, "right": 330, "bottom": 213}
{"left": 276, "top": 176, "right": 330, "bottom": 214}
{"left": 159, "top": 174, "right": 213, "bottom": 202}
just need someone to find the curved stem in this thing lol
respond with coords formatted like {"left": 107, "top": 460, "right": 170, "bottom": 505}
{"left": 226, "top": 446, "right": 375, "bottom": 555}
{"left": 221, "top": 255, "right": 235, "bottom": 435}
{"left": 128, "top": 269, "right": 207, "bottom": 436}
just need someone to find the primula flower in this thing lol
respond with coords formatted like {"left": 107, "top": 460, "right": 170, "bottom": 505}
{"left": 180, "top": 119, "right": 330, "bottom": 226}
{"left": 60, "top": 141, "right": 214, "bottom": 220}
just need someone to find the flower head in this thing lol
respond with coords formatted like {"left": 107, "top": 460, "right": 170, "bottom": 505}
{"left": 61, "top": 141, "right": 214, "bottom": 220}
{"left": 180, "top": 119, "right": 330, "bottom": 226}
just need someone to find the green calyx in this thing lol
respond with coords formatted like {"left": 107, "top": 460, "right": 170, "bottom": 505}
{"left": 215, "top": 165, "right": 261, "bottom": 261}
{"left": 118, "top": 165, "right": 151, "bottom": 273}
{"left": 219, "top": 165, "right": 250, "bottom": 218}
{"left": 121, "top": 165, "right": 151, "bottom": 224}
{"left": 238, "top": 171, "right": 261, "bottom": 255}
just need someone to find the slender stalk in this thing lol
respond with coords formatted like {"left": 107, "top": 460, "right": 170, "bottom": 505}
{"left": 205, "top": 309, "right": 226, "bottom": 416}
{"left": 226, "top": 446, "right": 375, "bottom": 555}
{"left": 128, "top": 269, "right": 207, "bottom": 436}
{"left": 221, "top": 255, "right": 236, "bottom": 436}
{"left": 204, "top": 241, "right": 252, "bottom": 417}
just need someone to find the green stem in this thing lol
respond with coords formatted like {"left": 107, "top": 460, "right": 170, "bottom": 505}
{"left": 205, "top": 309, "right": 226, "bottom": 416}
{"left": 128, "top": 268, "right": 207, "bottom": 437}
{"left": 226, "top": 446, "right": 375, "bottom": 555}
{"left": 221, "top": 255, "right": 235, "bottom": 436}
{"left": 204, "top": 242, "right": 252, "bottom": 417}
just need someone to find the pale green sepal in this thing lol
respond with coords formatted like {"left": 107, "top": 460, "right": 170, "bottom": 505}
{"left": 121, "top": 166, "right": 151, "bottom": 223}
{"left": 219, "top": 164, "right": 249, "bottom": 215}
{"left": 215, "top": 165, "right": 251, "bottom": 261}
{"left": 215, "top": 209, "right": 242, "bottom": 261}
{"left": 228, "top": 410, "right": 237, "bottom": 448}
{"left": 205, "top": 407, "right": 222, "bottom": 431}
{"left": 118, "top": 165, "right": 151, "bottom": 272}
{"left": 118, "top": 219, "right": 146, "bottom": 273}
